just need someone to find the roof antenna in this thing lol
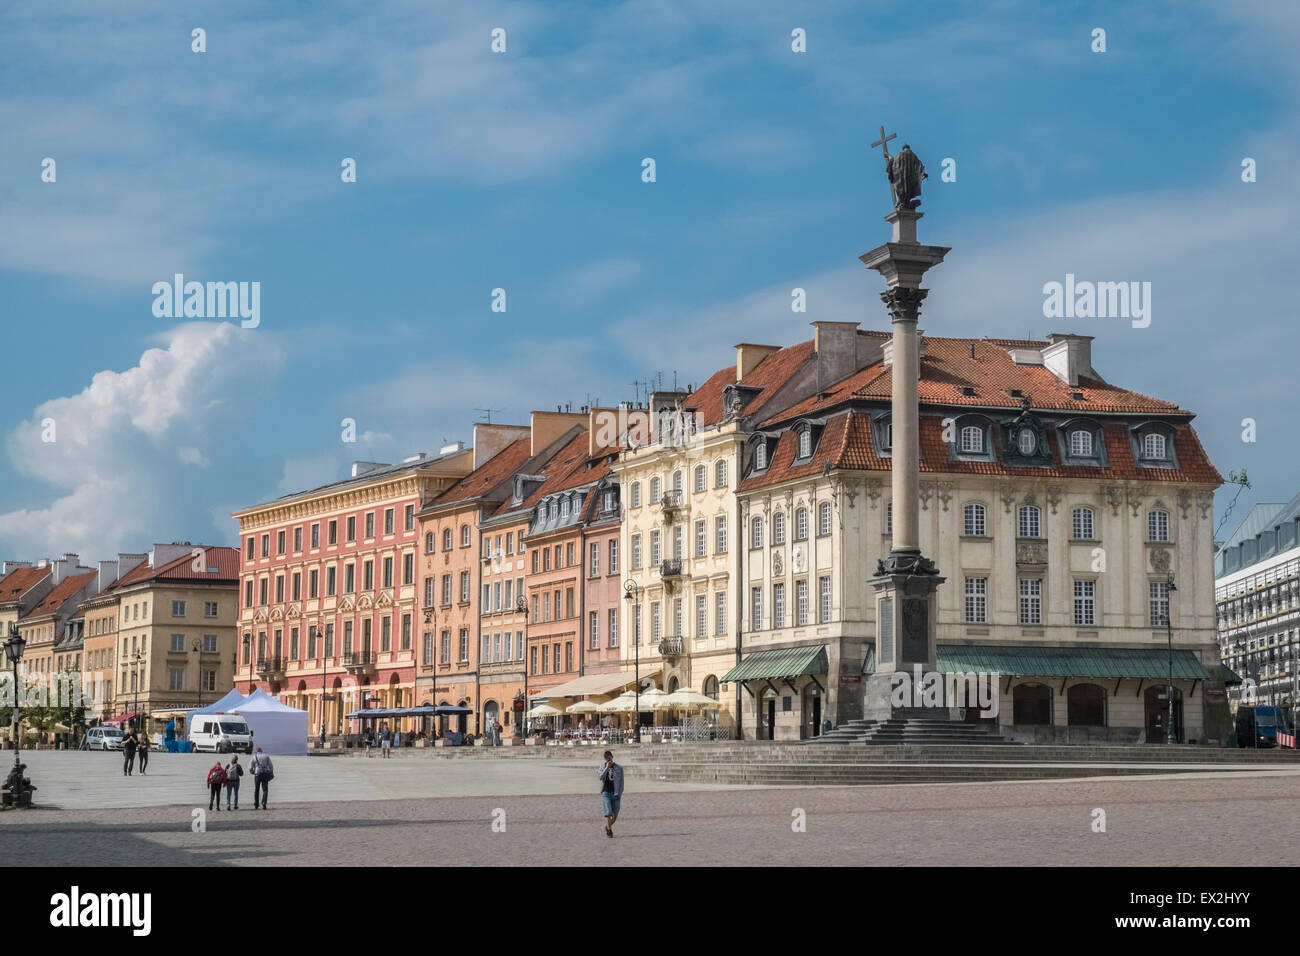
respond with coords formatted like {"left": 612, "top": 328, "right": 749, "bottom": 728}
{"left": 475, "top": 408, "right": 502, "bottom": 424}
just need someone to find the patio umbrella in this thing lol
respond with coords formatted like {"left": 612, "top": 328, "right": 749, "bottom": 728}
{"left": 566, "top": 700, "right": 600, "bottom": 714}
{"left": 664, "top": 689, "right": 718, "bottom": 708}
{"left": 596, "top": 693, "right": 636, "bottom": 713}
{"left": 526, "top": 703, "right": 565, "bottom": 718}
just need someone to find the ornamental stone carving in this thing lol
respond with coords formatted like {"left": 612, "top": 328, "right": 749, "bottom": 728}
{"left": 1046, "top": 485, "right": 1063, "bottom": 515}
{"left": 1177, "top": 489, "right": 1192, "bottom": 520}
{"left": 1149, "top": 548, "right": 1172, "bottom": 573}
{"left": 1016, "top": 541, "right": 1048, "bottom": 567}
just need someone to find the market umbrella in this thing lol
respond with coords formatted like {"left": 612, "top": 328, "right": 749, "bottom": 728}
{"left": 526, "top": 703, "right": 565, "bottom": 718}
{"left": 596, "top": 693, "right": 636, "bottom": 713}
{"left": 566, "top": 700, "right": 600, "bottom": 714}
{"left": 664, "top": 689, "right": 718, "bottom": 708}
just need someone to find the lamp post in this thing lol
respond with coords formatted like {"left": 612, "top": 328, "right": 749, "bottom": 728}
{"left": 311, "top": 626, "right": 326, "bottom": 749}
{"left": 623, "top": 581, "right": 642, "bottom": 744}
{"left": 424, "top": 610, "right": 434, "bottom": 741}
{"left": 515, "top": 597, "right": 530, "bottom": 739}
{"left": 131, "top": 651, "right": 143, "bottom": 733}
{"left": 1164, "top": 572, "right": 1178, "bottom": 745}
{"left": 4, "top": 623, "right": 33, "bottom": 806}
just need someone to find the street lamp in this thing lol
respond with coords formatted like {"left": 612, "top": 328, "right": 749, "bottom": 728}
{"left": 515, "top": 596, "right": 530, "bottom": 739}
{"left": 131, "top": 651, "right": 143, "bottom": 734}
{"left": 311, "top": 626, "right": 326, "bottom": 749}
{"left": 623, "top": 581, "right": 642, "bottom": 744}
{"left": 1164, "top": 572, "right": 1178, "bottom": 745}
{"left": 3, "top": 623, "right": 35, "bottom": 807}
{"left": 424, "top": 610, "right": 434, "bottom": 741}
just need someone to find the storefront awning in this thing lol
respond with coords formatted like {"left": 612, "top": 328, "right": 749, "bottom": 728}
{"left": 934, "top": 645, "right": 1213, "bottom": 681}
{"left": 1219, "top": 665, "right": 1244, "bottom": 686}
{"left": 542, "top": 669, "right": 661, "bottom": 698}
{"left": 722, "top": 645, "right": 828, "bottom": 683}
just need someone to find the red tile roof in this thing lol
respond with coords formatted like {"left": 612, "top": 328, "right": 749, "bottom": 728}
{"left": 739, "top": 410, "right": 1222, "bottom": 492}
{"left": 770, "top": 335, "right": 1189, "bottom": 424}
{"left": 520, "top": 433, "right": 609, "bottom": 509}
{"left": 24, "top": 572, "right": 97, "bottom": 620}
{"left": 426, "top": 438, "right": 534, "bottom": 511}
{"left": 0, "top": 566, "right": 51, "bottom": 605}
{"left": 108, "top": 548, "right": 239, "bottom": 590}
{"left": 687, "top": 341, "right": 817, "bottom": 427}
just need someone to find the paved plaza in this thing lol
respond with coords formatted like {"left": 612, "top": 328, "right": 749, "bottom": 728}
{"left": 3, "top": 750, "right": 1299, "bottom": 865}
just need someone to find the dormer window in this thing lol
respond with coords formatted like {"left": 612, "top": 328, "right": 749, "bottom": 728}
{"left": 1069, "top": 429, "right": 1094, "bottom": 458}
{"left": 960, "top": 425, "right": 983, "bottom": 454}
{"left": 753, "top": 437, "right": 771, "bottom": 472}
{"left": 1132, "top": 422, "right": 1176, "bottom": 468}
{"left": 871, "top": 413, "right": 892, "bottom": 456}
{"left": 560, "top": 497, "right": 569, "bottom": 519}
{"left": 951, "top": 415, "right": 997, "bottom": 463}
{"left": 792, "top": 421, "right": 820, "bottom": 461}
{"left": 1017, "top": 429, "right": 1036, "bottom": 456}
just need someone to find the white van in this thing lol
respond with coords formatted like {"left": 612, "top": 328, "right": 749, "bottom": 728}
{"left": 85, "top": 727, "right": 124, "bottom": 750}
{"left": 190, "top": 714, "right": 253, "bottom": 754}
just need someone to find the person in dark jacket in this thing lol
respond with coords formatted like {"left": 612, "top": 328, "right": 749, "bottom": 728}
{"left": 250, "top": 748, "right": 274, "bottom": 809}
{"left": 224, "top": 754, "right": 243, "bottom": 809}
{"left": 598, "top": 750, "right": 625, "bottom": 838}
{"left": 138, "top": 733, "right": 150, "bottom": 774}
{"left": 122, "top": 730, "right": 138, "bottom": 776}
{"left": 206, "top": 762, "right": 227, "bottom": 810}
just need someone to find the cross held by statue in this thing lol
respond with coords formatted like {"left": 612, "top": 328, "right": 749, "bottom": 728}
{"left": 871, "top": 125, "right": 896, "bottom": 158}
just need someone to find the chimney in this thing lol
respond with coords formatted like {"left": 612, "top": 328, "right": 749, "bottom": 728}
{"left": 529, "top": 410, "right": 587, "bottom": 456}
{"left": 439, "top": 441, "right": 466, "bottom": 456}
{"left": 811, "top": 321, "right": 861, "bottom": 390}
{"left": 49, "top": 554, "right": 82, "bottom": 585}
{"left": 472, "top": 422, "right": 531, "bottom": 469}
{"left": 1041, "top": 333, "right": 1096, "bottom": 388}
{"left": 351, "top": 461, "right": 390, "bottom": 478}
{"left": 1, "top": 561, "right": 33, "bottom": 576}
{"left": 150, "top": 543, "right": 197, "bottom": 568}
{"left": 735, "top": 343, "right": 781, "bottom": 381}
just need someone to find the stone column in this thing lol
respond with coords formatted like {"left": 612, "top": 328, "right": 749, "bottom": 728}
{"left": 858, "top": 208, "right": 949, "bottom": 719}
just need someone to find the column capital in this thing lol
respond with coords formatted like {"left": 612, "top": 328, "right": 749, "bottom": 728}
{"left": 879, "top": 287, "right": 929, "bottom": 324}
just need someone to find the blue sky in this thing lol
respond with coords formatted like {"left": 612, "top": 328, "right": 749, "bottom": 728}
{"left": 1, "top": 0, "right": 1297, "bottom": 560}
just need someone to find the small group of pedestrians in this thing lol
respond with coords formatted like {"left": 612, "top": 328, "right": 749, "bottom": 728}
{"left": 206, "top": 748, "right": 274, "bottom": 811}
{"left": 121, "top": 729, "right": 149, "bottom": 776}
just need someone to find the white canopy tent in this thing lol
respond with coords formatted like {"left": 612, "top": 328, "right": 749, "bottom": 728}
{"left": 230, "top": 689, "right": 309, "bottom": 756}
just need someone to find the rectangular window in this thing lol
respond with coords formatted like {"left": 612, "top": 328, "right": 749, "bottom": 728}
{"left": 554, "top": 644, "right": 561, "bottom": 673}
{"left": 819, "top": 576, "right": 831, "bottom": 623}
{"left": 1019, "top": 579, "right": 1042, "bottom": 625}
{"left": 259, "top": 579, "right": 268, "bottom": 605}
{"left": 650, "top": 529, "right": 661, "bottom": 566}
{"left": 345, "top": 564, "right": 356, "bottom": 593}
{"left": 172, "top": 600, "right": 186, "bottom": 617}
{"left": 308, "top": 627, "right": 318, "bottom": 658}
{"left": 1148, "top": 510, "right": 1170, "bottom": 542}
{"left": 347, "top": 516, "right": 356, "bottom": 542}
{"left": 404, "top": 504, "right": 415, "bottom": 532}
{"left": 631, "top": 534, "right": 642, "bottom": 570}
{"left": 716, "top": 591, "right": 727, "bottom": 635}
{"left": 695, "top": 595, "right": 706, "bottom": 638}
{"left": 311, "top": 523, "right": 320, "bottom": 548}
{"left": 531, "top": 646, "right": 538, "bottom": 676}
{"left": 328, "top": 520, "right": 338, "bottom": 545}
{"left": 609, "top": 539, "right": 619, "bottom": 574}
{"left": 504, "top": 631, "right": 513, "bottom": 660}
{"left": 245, "top": 579, "right": 253, "bottom": 608}
{"left": 442, "top": 574, "right": 452, "bottom": 605}
{"left": 326, "top": 566, "right": 337, "bottom": 596}
{"left": 752, "top": 587, "right": 763, "bottom": 630}
{"left": 381, "top": 616, "right": 392, "bottom": 652}
{"left": 590, "top": 542, "right": 599, "bottom": 577}
{"left": 590, "top": 611, "right": 599, "bottom": 650}
{"left": 423, "top": 632, "right": 433, "bottom": 666}
{"left": 440, "top": 630, "right": 451, "bottom": 665}
{"left": 343, "top": 621, "right": 354, "bottom": 656}
{"left": 365, "top": 561, "right": 375, "bottom": 590}
{"left": 169, "top": 666, "right": 184, "bottom": 691}
{"left": 325, "top": 623, "right": 334, "bottom": 658}
{"left": 459, "top": 628, "right": 469, "bottom": 662}
{"left": 403, "top": 553, "right": 414, "bottom": 586}
{"left": 516, "top": 630, "right": 525, "bottom": 661}
{"left": 292, "top": 573, "right": 301, "bottom": 601}
{"left": 651, "top": 602, "right": 661, "bottom": 642}
{"left": 170, "top": 633, "right": 184, "bottom": 652}
{"left": 506, "top": 531, "right": 514, "bottom": 555}
{"left": 1074, "top": 580, "right": 1096, "bottom": 626}
{"left": 460, "top": 571, "right": 470, "bottom": 602}
{"left": 1072, "top": 508, "right": 1094, "bottom": 540}
{"left": 1018, "top": 507, "right": 1041, "bottom": 539}
{"left": 261, "top": 534, "right": 270, "bottom": 557}
{"left": 289, "top": 627, "right": 298, "bottom": 660}
{"left": 366, "top": 512, "right": 376, "bottom": 538}
{"left": 695, "top": 519, "right": 706, "bottom": 558}
{"left": 715, "top": 516, "right": 727, "bottom": 554}
{"left": 963, "top": 505, "right": 986, "bottom": 537}
{"left": 384, "top": 508, "right": 394, "bottom": 535}
{"left": 964, "top": 577, "right": 987, "bottom": 624}
{"left": 275, "top": 576, "right": 284, "bottom": 603}
{"left": 1150, "top": 581, "right": 1170, "bottom": 627}
{"left": 246, "top": 537, "right": 254, "bottom": 560}
{"left": 773, "top": 583, "right": 786, "bottom": 629}
{"left": 425, "top": 578, "right": 435, "bottom": 608}
{"left": 608, "top": 609, "right": 619, "bottom": 648}
{"left": 796, "top": 579, "right": 809, "bottom": 626}
{"left": 293, "top": 527, "right": 302, "bottom": 552}
{"left": 401, "top": 613, "right": 411, "bottom": 650}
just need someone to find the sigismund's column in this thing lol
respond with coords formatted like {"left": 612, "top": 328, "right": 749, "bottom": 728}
{"left": 858, "top": 134, "right": 949, "bottom": 719}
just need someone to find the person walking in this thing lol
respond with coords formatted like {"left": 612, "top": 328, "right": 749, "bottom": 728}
{"left": 365, "top": 727, "right": 374, "bottom": 758}
{"left": 224, "top": 754, "right": 244, "bottom": 809}
{"left": 598, "top": 750, "right": 624, "bottom": 839}
{"left": 122, "top": 728, "right": 138, "bottom": 776}
{"left": 493, "top": 719, "right": 504, "bottom": 747}
{"left": 380, "top": 723, "right": 393, "bottom": 758}
{"left": 206, "top": 761, "right": 227, "bottom": 811}
{"left": 250, "top": 747, "right": 274, "bottom": 809}
{"left": 138, "top": 733, "right": 150, "bottom": 774}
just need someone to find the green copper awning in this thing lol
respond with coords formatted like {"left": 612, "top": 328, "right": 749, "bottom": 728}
{"left": 1219, "top": 665, "right": 1244, "bottom": 686}
{"left": 935, "top": 644, "right": 1213, "bottom": 681}
{"left": 722, "top": 645, "right": 828, "bottom": 682}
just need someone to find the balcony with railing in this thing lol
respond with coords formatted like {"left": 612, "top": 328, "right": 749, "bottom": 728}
{"left": 657, "top": 636, "right": 684, "bottom": 659}
{"left": 660, "top": 558, "right": 683, "bottom": 579}
{"left": 343, "top": 651, "right": 377, "bottom": 675}
{"left": 256, "top": 656, "right": 285, "bottom": 680}
{"left": 659, "top": 491, "right": 686, "bottom": 521}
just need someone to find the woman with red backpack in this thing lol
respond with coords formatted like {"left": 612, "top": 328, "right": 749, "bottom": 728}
{"left": 206, "top": 761, "right": 227, "bottom": 811}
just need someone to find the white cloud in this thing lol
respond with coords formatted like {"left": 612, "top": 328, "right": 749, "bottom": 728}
{"left": 0, "top": 323, "right": 284, "bottom": 559}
